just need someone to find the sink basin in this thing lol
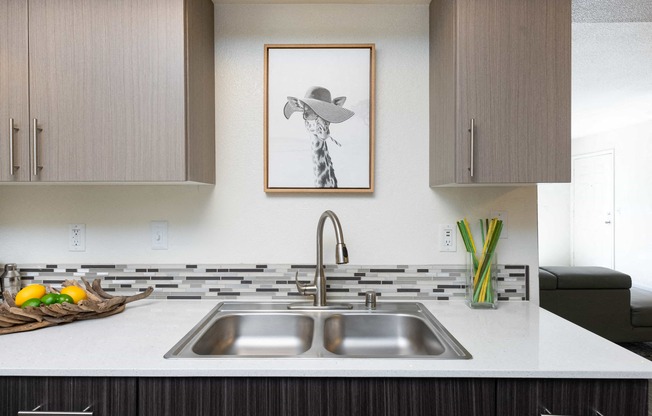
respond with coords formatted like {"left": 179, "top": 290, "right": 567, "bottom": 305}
{"left": 165, "top": 302, "right": 471, "bottom": 360}
{"left": 192, "top": 314, "right": 314, "bottom": 356}
{"left": 323, "top": 314, "right": 446, "bottom": 356}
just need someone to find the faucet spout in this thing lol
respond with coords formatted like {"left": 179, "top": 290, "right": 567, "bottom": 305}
{"left": 293, "top": 210, "right": 351, "bottom": 309}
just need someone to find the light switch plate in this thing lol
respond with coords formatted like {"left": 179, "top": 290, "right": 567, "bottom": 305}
{"left": 151, "top": 221, "right": 168, "bottom": 250}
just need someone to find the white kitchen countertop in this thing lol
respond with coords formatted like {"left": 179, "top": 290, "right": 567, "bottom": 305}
{"left": 1, "top": 299, "right": 651, "bottom": 379}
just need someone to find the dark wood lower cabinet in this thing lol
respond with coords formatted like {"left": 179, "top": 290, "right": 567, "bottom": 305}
{"left": 137, "top": 377, "right": 496, "bottom": 416}
{"left": 496, "top": 379, "right": 648, "bottom": 416}
{"left": 0, "top": 377, "right": 137, "bottom": 416}
{"left": 0, "top": 377, "right": 646, "bottom": 416}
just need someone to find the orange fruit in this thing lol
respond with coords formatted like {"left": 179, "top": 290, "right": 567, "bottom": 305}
{"left": 60, "top": 286, "right": 87, "bottom": 304}
{"left": 15, "top": 284, "right": 46, "bottom": 307}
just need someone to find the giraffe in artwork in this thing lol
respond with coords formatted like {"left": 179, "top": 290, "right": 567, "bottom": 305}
{"left": 304, "top": 107, "right": 337, "bottom": 187}
{"left": 284, "top": 86, "right": 355, "bottom": 188}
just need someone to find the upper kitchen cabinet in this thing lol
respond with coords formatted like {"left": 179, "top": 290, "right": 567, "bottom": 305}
{"left": 2, "top": 0, "right": 215, "bottom": 183}
{"left": 429, "top": 0, "right": 571, "bottom": 186}
{"left": 0, "top": 0, "right": 29, "bottom": 182}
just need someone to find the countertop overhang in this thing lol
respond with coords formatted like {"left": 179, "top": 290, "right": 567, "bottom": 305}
{"left": 1, "top": 300, "right": 651, "bottom": 379}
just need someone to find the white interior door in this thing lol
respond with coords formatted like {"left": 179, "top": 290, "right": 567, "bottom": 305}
{"left": 571, "top": 150, "right": 615, "bottom": 268}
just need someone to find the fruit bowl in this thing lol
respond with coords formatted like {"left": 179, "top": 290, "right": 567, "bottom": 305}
{"left": 0, "top": 278, "right": 153, "bottom": 335}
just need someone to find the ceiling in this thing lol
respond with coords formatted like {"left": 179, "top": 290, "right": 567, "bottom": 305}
{"left": 573, "top": 0, "right": 652, "bottom": 22}
{"left": 573, "top": 22, "right": 652, "bottom": 138}
{"left": 572, "top": 1, "right": 652, "bottom": 138}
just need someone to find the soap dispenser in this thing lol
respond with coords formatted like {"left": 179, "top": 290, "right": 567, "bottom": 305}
{"left": 0, "top": 263, "right": 21, "bottom": 299}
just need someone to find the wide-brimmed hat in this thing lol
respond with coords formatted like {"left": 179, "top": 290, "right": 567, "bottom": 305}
{"left": 284, "top": 86, "right": 354, "bottom": 123}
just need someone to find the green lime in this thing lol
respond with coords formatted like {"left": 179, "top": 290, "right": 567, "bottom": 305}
{"left": 40, "top": 293, "right": 59, "bottom": 305}
{"left": 21, "top": 298, "right": 42, "bottom": 309}
{"left": 56, "top": 293, "right": 74, "bottom": 304}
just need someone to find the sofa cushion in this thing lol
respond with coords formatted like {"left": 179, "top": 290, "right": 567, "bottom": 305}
{"left": 539, "top": 268, "right": 557, "bottom": 290}
{"left": 540, "top": 266, "right": 631, "bottom": 290}
{"left": 631, "top": 287, "right": 652, "bottom": 327}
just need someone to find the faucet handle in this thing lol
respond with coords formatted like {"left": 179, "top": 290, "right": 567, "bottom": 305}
{"left": 294, "top": 271, "right": 315, "bottom": 296}
{"left": 365, "top": 290, "right": 377, "bottom": 309}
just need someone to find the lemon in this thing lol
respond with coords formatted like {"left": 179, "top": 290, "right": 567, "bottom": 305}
{"left": 60, "top": 286, "right": 87, "bottom": 304}
{"left": 15, "top": 284, "right": 46, "bottom": 307}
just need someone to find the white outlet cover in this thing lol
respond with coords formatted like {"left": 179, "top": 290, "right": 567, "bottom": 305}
{"left": 69, "top": 223, "right": 86, "bottom": 252}
{"left": 439, "top": 224, "right": 457, "bottom": 252}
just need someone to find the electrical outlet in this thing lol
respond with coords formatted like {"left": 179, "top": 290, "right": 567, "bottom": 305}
{"left": 69, "top": 224, "right": 86, "bottom": 252}
{"left": 439, "top": 224, "right": 456, "bottom": 252}
{"left": 490, "top": 211, "right": 508, "bottom": 239}
{"left": 151, "top": 221, "right": 168, "bottom": 250}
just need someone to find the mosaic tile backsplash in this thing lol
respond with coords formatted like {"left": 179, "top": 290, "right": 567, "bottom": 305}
{"left": 16, "top": 264, "right": 529, "bottom": 301}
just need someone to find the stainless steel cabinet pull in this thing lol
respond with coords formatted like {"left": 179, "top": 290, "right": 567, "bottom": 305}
{"left": 32, "top": 118, "right": 43, "bottom": 176}
{"left": 540, "top": 406, "right": 570, "bottom": 415}
{"left": 18, "top": 404, "right": 93, "bottom": 415}
{"left": 9, "top": 118, "right": 19, "bottom": 175}
{"left": 468, "top": 118, "right": 475, "bottom": 178}
{"left": 540, "top": 405, "right": 604, "bottom": 416}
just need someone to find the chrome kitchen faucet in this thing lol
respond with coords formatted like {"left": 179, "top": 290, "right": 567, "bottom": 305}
{"left": 290, "top": 210, "right": 352, "bottom": 310}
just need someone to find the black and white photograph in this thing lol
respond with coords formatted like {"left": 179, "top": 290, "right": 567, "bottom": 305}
{"left": 264, "top": 44, "right": 375, "bottom": 193}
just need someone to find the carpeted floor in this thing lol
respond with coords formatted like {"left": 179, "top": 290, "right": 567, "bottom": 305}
{"left": 617, "top": 342, "right": 652, "bottom": 416}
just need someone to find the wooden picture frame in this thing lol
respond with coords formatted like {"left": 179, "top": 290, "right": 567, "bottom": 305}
{"left": 264, "top": 44, "right": 375, "bottom": 193}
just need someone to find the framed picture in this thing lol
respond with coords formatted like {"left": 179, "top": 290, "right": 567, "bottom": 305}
{"left": 264, "top": 44, "right": 375, "bottom": 193}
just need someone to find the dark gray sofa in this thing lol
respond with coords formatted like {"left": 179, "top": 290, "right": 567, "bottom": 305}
{"left": 539, "top": 266, "right": 652, "bottom": 342}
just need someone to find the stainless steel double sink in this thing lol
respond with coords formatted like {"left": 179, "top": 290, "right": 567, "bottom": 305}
{"left": 165, "top": 302, "right": 472, "bottom": 360}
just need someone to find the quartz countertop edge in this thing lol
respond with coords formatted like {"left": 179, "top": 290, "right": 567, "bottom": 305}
{"left": 1, "top": 299, "right": 651, "bottom": 379}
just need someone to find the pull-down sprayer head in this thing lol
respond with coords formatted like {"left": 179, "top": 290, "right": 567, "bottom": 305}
{"left": 336, "top": 243, "right": 348, "bottom": 264}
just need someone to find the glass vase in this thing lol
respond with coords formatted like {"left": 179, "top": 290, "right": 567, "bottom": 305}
{"left": 466, "top": 251, "right": 498, "bottom": 309}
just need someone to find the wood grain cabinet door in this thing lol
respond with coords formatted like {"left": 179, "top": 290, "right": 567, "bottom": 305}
{"left": 0, "top": 377, "right": 138, "bottom": 416}
{"left": 496, "top": 379, "right": 648, "bottom": 416}
{"left": 139, "top": 377, "right": 496, "bottom": 416}
{"left": 456, "top": 0, "right": 571, "bottom": 184}
{"left": 28, "top": 0, "right": 186, "bottom": 182}
{"left": 0, "top": 0, "right": 29, "bottom": 182}
{"left": 427, "top": 0, "right": 571, "bottom": 186}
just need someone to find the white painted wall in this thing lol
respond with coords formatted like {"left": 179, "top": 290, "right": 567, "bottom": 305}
{"left": 573, "top": 120, "right": 652, "bottom": 290}
{"left": 538, "top": 120, "right": 652, "bottom": 289}
{"left": 537, "top": 183, "right": 571, "bottom": 266}
{"left": 0, "top": 5, "right": 540, "bottom": 298}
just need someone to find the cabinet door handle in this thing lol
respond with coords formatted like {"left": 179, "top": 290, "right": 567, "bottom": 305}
{"left": 32, "top": 118, "right": 43, "bottom": 176}
{"left": 9, "top": 118, "right": 19, "bottom": 175}
{"left": 18, "top": 404, "right": 93, "bottom": 415}
{"left": 539, "top": 413, "right": 603, "bottom": 416}
{"left": 540, "top": 405, "right": 604, "bottom": 416}
{"left": 468, "top": 118, "right": 475, "bottom": 178}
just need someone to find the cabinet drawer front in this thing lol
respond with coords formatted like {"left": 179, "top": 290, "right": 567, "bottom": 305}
{"left": 496, "top": 379, "right": 648, "bottom": 416}
{"left": 0, "top": 377, "right": 137, "bottom": 416}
